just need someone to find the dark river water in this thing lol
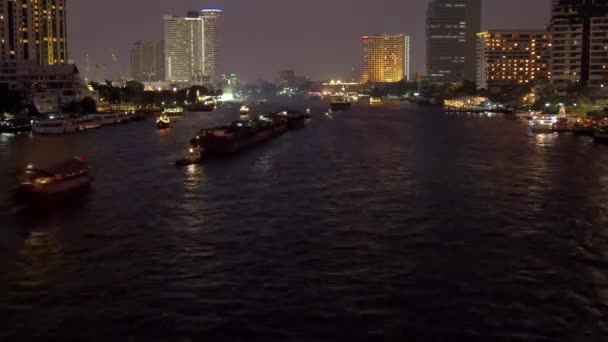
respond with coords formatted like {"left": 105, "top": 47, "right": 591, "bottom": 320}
{"left": 1, "top": 103, "right": 608, "bottom": 341}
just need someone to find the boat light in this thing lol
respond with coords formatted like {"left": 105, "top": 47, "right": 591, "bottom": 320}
{"left": 189, "top": 148, "right": 194, "bottom": 154}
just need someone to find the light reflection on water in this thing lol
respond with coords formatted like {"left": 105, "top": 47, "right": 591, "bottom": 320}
{"left": 0, "top": 105, "right": 607, "bottom": 340}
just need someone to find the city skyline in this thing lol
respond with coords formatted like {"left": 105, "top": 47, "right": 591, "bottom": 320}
{"left": 67, "top": 0, "right": 550, "bottom": 82}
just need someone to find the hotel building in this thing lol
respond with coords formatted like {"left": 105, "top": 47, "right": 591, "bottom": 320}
{"left": 0, "top": 0, "right": 68, "bottom": 65}
{"left": 361, "top": 34, "right": 410, "bottom": 83}
{"left": 477, "top": 30, "right": 552, "bottom": 92}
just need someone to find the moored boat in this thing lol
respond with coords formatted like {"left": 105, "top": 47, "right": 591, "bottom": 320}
{"left": 16, "top": 157, "right": 92, "bottom": 198}
{"left": 32, "top": 114, "right": 102, "bottom": 135}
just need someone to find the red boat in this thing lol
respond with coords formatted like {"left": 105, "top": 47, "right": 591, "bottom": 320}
{"left": 17, "top": 157, "right": 92, "bottom": 197}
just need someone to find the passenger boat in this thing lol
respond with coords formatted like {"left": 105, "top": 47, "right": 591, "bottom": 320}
{"left": 163, "top": 107, "right": 184, "bottom": 118}
{"left": 94, "top": 112, "right": 129, "bottom": 126}
{"left": 156, "top": 114, "right": 171, "bottom": 129}
{"left": 32, "top": 115, "right": 102, "bottom": 135}
{"left": 187, "top": 99, "right": 216, "bottom": 112}
{"left": 370, "top": 97, "right": 383, "bottom": 105}
{"left": 16, "top": 157, "right": 92, "bottom": 198}
{"left": 529, "top": 115, "right": 557, "bottom": 133}
{"left": 330, "top": 97, "right": 352, "bottom": 111}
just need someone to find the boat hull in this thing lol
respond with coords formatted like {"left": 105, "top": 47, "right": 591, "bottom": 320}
{"left": 594, "top": 131, "right": 608, "bottom": 143}
{"left": 331, "top": 102, "right": 351, "bottom": 111}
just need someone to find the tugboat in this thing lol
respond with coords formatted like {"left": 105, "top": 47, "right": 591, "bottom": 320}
{"left": 330, "top": 96, "right": 352, "bottom": 111}
{"left": 156, "top": 113, "right": 171, "bottom": 129}
{"left": 16, "top": 157, "right": 92, "bottom": 198}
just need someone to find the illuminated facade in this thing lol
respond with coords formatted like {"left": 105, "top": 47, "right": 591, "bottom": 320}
{"left": 426, "top": 0, "right": 481, "bottom": 83}
{"left": 0, "top": 0, "right": 68, "bottom": 65}
{"left": 550, "top": 0, "right": 608, "bottom": 95}
{"left": 163, "top": 9, "right": 221, "bottom": 83}
{"left": 200, "top": 9, "right": 221, "bottom": 80}
{"left": 477, "top": 31, "right": 551, "bottom": 91}
{"left": 361, "top": 34, "right": 410, "bottom": 83}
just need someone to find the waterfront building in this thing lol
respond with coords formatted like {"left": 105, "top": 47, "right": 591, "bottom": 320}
{"left": 550, "top": 0, "right": 608, "bottom": 95}
{"left": 130, "top": 40, "right": 165, "bottom": 82}
{"left": 0, "top": 0, "right": 68, "bottom": 65}
{"left": 200, "top": 9, "right": 222, "bottom": 80}
{"left": 361, "top": 34, "right": 410, "bottom": 83}
{"left": 163, "top": 9, "right": 221, "bottom": 83}
{"left": 477, "top": 30, "right": 552, "bottom": 92}
{"left": 426, "top": 0, "right": 481, "bottom": 83}
{"left": 0, "top": 60, "right": 94, "bottom": 113}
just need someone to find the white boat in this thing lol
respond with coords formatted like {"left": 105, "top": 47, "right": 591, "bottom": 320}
{"left": 32, "top": 115, "right": 102, "bottom": 135}
{"left": 94, "top": 112, "right": 129, "bottom": 126}
{"left": 530, "top": 115, "right": 557, "bottom": 133}
{"left": 163, "top": 107, "right": 185, "bottom": 117}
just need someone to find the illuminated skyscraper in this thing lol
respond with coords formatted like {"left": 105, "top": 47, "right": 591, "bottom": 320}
{"left": 200, "top": 9, "right": 221, "bottom": 80}
{"left": 361, "top": 34, "right": 410, "bottom": 83}
{"left": 550, "top": 0, "right": 608, "bottom": 95}
{"left": 477, "top": 31, "right": 552, "bottom": 92}
{"left": 163, "top": 9, "right": 221, "bottom": 83}
{"left": 0, "top": 0, "right": 68, "bottom": 65}
{"left": 426, "top": 0, "right": 481, "bottom": 83}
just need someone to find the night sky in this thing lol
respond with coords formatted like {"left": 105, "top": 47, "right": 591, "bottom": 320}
{"left": 67, "top": 0, "right": 551, "bottom": 82}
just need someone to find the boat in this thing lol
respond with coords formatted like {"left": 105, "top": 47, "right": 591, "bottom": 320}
{"left": 529, "top": 115, "right": 557, "bottom": 133}
{"left": 16, "top": 157, "right": 92, "bottom": 198}
{"left": 187, "top": 99, "right": 216, "bottom": 112}
{"left": 32, "top": 114, "right": 102, "bottom": 135}
{"left": 270, "top": 109, "right": 312, "bottom": 130}
{"left": 94, "top": 112, "right": 129, "bottom": 126}
{"left": 594, "top": 128, "right": 608, "bottom": 143}
{"left": 0, "top": 114, "right": 32, "bottom": 133}
{"left": 156, "top": 114, "right": 171, "bottom": 129}
{"left": 370, "top": 97, "right": 383, "bottom": 105}
{"left": 240, "top": 105, "right": 251, "bottom": 118}
{"left": 330, "top": 97, "right": 352, "bottom": 111}
{"left": 129, "top": 110, "right": 147, "bottom": 122}
{"left": 176, "top": 116, "right": 287, "bottom": 166}
{"left": 163, "top": 107, "right": 184, "bottom": 118}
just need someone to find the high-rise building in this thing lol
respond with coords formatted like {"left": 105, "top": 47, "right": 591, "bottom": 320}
{"left": 361, "top": 34, "right": 410, "bottom": 83}
{"left": 426, "top": 0, "right": 481, "bottom": 83}
{"left": 130, "top": 40, "right": 165, "bottom": 82}
{"left": 550, "top": 0, "right": 608, "bottom": 95}
{"left": 163, "top": 9, "right": 221, "bottom": 83}
{"left": 200, "top": 9, "right": 221, "bottom": 80}
{"left": 163, "top": 15, "right": 202, "bottom": 82}
{"left": 477, "top": 31, "right": 552, "bottom": 92}
{"left": 0, "top": 0, "right": 68, "bottom": 65}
